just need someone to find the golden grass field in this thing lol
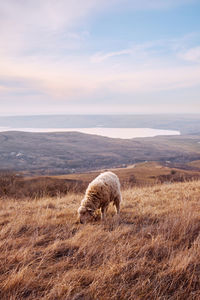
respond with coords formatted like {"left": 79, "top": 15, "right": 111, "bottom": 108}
{"left": 1, "top": 180, "right": 200, "bottom": 299}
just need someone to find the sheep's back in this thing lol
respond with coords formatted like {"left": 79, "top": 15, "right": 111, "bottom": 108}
{"left": 85, "top": 172, "right": 120, "bottom": 207}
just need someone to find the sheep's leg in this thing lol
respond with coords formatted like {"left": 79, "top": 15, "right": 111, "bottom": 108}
{"left": 115, "top": 197, "right": 120, "bottom": 215}
{"left": 115, "top": 202, "right": 120, "bottom": 215}
{"left": 101, "top": 206, "right": 107, "bottom": 220}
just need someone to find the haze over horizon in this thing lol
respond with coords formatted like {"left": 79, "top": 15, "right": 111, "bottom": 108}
{"left": 1, "top": 0, "right": 200, "bottom": 115}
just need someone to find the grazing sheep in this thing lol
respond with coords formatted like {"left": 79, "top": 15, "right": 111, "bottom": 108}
{"left": 78, "top": 171, "right": 122, "bottom": 223}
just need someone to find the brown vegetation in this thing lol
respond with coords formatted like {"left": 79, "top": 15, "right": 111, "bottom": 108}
{"left": 1, "top": 162, "right": 200, "bottom": 200}
{"left": 0, "top": 172, "right": 86, "bottom": 199}
{"left": 53, "top": 161, "right": 200, "bottom": 188}
{"left": 1, "top": 180, "right": 200, "bottom": 299}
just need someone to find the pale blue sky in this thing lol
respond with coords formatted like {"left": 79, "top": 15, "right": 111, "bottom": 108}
{"left": 0, "top": 0, "right": 200, "bottom": 115}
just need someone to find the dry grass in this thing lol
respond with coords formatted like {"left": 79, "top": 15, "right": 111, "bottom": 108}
{"left": 52, "top": 161, "right": 200, "bottom": 187}
{"left": 1, "top": 181, "right": 200, "bottom": 299}
{"left": 1, "top": 162, "right": 200, "bottom": 200}
{"left": 0, "top": 172, "right": 86, "bottom": 199}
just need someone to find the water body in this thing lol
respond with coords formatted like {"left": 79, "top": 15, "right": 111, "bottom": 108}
{"left": 0, "top": 127, "right": 180, "bottom": 139}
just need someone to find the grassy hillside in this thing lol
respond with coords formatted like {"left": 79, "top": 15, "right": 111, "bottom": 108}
{"left": 1, "top": 161, "right": 200, "bottom": 199}
{"left": 1, "top": 180, "right": 200, "bottom": 299}
{"left": 1, "top": 131, "right": 200, "bottom": 175}
{"left": 55, "top": 161, "right": 200, "bottom": 186}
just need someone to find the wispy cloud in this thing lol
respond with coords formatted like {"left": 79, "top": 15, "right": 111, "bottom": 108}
{"left": 90, "top": 49, "right": 133, "bottom": 63}
{"left": 1, "top": 32, "right": 200, "bottom": 100}
{"left": 0, "top": 0, "right": 195, "bottom": 56}
{"left": 90, "top": 35, "right": 200, "bottom": 65}
{"left": 0, "top": 0, "right": 99, "bottom": 56}
{"left": 0, "top": 0, "right": 200, "bottom": 114}
{"left": 179, "top": 46, "right": 200, "bottom": 63}
{"left": 1, "top": 53, "right": 200, "bottom": 101}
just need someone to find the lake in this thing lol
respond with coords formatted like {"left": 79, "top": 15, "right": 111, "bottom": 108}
{"left": 0, "top": 127, "right": 180, "bottom": 139}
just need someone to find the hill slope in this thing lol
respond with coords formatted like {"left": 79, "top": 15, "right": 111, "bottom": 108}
{"left": 0, "top": 131, "right": 200, "bottom": 175}
{"left": 1, "top": 161, "right": 200, "bottom": 199}
{"left": 1, "top": 180, "right": 200, "bottom": 299}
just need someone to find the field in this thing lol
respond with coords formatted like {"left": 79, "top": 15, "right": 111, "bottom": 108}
{"left": 1, "top": 180, "right": 200, "bottom": 299}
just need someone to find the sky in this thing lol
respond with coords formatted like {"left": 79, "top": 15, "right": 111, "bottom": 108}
{"left": 0, "top": 0, "right": 200, "bottom": 115}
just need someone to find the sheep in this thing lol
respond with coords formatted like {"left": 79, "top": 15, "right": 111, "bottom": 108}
{"left": 78, "top": 171, "right": 122, "bottom": 223}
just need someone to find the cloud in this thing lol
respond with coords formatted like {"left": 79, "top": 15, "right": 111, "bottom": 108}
{"left": 179, "top": 46, "right": 200, "bottom": 63}
{"left": 1, "top": 28, "right": 200, "bottom": 101}
{"left": 90, "top": 49, "right": 133, "bottom": 63}
{"left": 0, "top": 0, "right": 195, "bottom": 56}
{"left": 0, "top": 0, "right": 100, "bottom": 56}
{"left": 90, "top": 35, "right": 198, "bottom": 67}
{"left": 1, "top": 54, "right": 200, "bottom": 102}
{"left": 0, "top": 0, "right": 200, "bottom": 115}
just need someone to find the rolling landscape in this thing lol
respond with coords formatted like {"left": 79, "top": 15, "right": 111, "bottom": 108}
{"left": 0, "top": 123, "right": 200, "bottom": 175}
{"left": 1, "top": 0, "right": 200, "bottom": 298}
{"left": 0, "top": 116, "right": 200, "bottom": 298}
{"left": 0, "top": 115, "right": 200, "bottom": 299}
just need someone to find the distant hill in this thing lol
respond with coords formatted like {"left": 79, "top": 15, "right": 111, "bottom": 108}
{"left": 0, "top": 131, "right": 200, "bottom": 175}
{"left": 0, "top": 114, "right": 200, "bottom": 134}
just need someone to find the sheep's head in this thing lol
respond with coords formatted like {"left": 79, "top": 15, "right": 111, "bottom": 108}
{"left": 77, "top": 206, "right": 95, "bottom": 224}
